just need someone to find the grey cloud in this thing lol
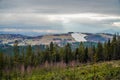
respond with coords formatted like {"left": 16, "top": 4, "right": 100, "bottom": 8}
{"left": 0, "top": 0, "right": 120, "bottom": 34}
{"left": 0, "top": 0, "right": 120, "bottom": 15}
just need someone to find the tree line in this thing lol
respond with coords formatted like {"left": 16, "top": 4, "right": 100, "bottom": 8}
{"left": 0, "top": 34, "right": 120, "bottom": 79}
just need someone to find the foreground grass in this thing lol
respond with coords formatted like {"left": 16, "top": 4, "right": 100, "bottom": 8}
{"left": 3, "top": 60, "right": 120, "bottom": 80}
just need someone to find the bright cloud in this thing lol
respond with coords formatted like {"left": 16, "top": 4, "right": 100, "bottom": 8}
{"left": 0, "top": 28, "right": 58, "bottom": 33}
{"left": 112, "top": 22, "right": 120, "bottom": 27}
{"left": 0, "top": 13, "right": 120, "bottom": 25}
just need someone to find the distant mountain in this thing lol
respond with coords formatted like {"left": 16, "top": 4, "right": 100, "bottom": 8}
{"left": 0, "top": 31, "right": 45, "bottom": 36}
{"left": 0, "top": 34, "right": 29, "bottom": 39}
{"left": 100, "top": 29, "right": 120, "bottom": 34}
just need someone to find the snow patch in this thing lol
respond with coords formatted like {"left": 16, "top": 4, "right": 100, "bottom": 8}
{"left": 71, "top": 33, "right": 87, "bottom": 42}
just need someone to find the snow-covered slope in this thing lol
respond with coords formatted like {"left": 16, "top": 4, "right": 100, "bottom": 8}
{"left": 71, "top": 33, "right": 87, "bottom": 42}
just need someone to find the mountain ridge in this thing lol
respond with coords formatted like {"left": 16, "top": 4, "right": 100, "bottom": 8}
{"left": 0, "top": 32, "right": 114, "bottom": 46}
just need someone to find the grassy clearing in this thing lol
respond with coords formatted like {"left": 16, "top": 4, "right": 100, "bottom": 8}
{"left": 3, "top": 60, "right": 119, "bottom": 80}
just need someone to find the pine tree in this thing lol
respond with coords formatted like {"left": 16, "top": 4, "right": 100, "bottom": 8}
{"left": 44, "top": 46, "right": 51, "bottom": 63}
{"left": 13, "top": 40, "right": 19, "bottom": 79}
{"left": 117, "top": 35, "right": 120, "bottom": 59}
{"left": 64, "top": 43, "right": 72, "bottom": 64}
{"left": 75, "top": 48, "right": 79, "bottom": 62}
{"left": 21, "top": 47, "right": 25, "bottom": 65}
{"left": 96, "top": 42, "right": 104, "bottom": 61}
{"left": 107, "top": 39, "right": 112, "bottom": 60}
{"left": 13, "top": 40, "right": 19, "bottom": 65}
{"left": 84, "top": 47, "right": 88, "bottom": 62}
{"left": 78, "top": 42, "right": 85, "bottom": 62}
{"left": 0, "top": 52, "right": 4, "bottom": 80}
{"left": 111, "top": 34, "right": 117, "bottom": 60}
{"left": 103, "top": 42, "right": 108, "bottom": 60}
{"left": 50, "top": 42, "right": 54, "bottom": 63}
{"left": 88, "top": 45, "right": 96, "bottom": 62}
{"left": 52, "top": 44, "right": 60, "bottom": 63}
{"left": 35, "top": 45, "right": 42, "bottom": 65}
{"left": 26, "top": 45, "right": 32, "bottom": 67}
{"left": 50, "top": 42, "right": 54, "bottom": 52}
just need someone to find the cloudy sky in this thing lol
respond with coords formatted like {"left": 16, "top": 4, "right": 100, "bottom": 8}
{"left": 0, "top": 0, "right": 120, "bottom": 35}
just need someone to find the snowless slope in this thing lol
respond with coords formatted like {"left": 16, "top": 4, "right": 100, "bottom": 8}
{"left": 71, "top": 33, "right": 87, "bottom": 42}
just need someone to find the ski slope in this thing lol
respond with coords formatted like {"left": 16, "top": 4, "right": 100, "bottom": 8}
{"left": 71, "top": 33, "right": 87, "bottom": 42}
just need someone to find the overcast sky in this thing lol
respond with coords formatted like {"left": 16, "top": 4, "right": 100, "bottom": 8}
{"left": 0, "top": 0, "right": 120, "bottom": 35}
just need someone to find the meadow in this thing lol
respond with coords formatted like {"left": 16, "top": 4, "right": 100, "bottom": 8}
{"left": 2, "top": 60, "right": 120, "bottom": 80}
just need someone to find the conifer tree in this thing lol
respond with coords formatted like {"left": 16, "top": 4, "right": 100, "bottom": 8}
{"left": 88, "top": 45, "right": 96, "bottom": 62}
{"left": 96, "top": 42, "right": 103, "bottom": 61}
{"left": 111, "top": 34, "right": 117, "bottom": 60}
{"left": 75, "top": 48, "right": 79, "bottom": 62}
{"left": 78, "top": 42, "right": 85, "bottom": 62}
{"left": 117, "top": 35, "right": 120, "bottom": 59}
{"left": 13, "top": 40, "right": 19, "bottom": 79}
{"left": 44, "top": 46, "right": 51, "bottom": 63}
{"left": 50, "top": 42, "right": 54, "bottom": 63}
{"left": 84, "top": 47, "right": 88, "bottom": 62}
{"left": 0, "top": 52, "right": 4, "bottom": 80}
{"left": 107, "top": 39, "right": 112, "bottom": 60}
{"left": 26, "top": 45, "right": 32, "bottom": 67}
{"left": 64, "top": 43, "right": 72, "bottom": 64}
{"left": 103, "top": 42, "right": 108, "bottom": 60}
{"left": 13, "top": 40, "right": 19, "bottom": 64}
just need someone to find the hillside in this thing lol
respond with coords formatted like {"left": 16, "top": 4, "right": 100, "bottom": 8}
{"left": 0, "top": 32, "right": 113, "bottom": 46}
{"left": 5, "top": 60, "right": 120, "bottom": 80}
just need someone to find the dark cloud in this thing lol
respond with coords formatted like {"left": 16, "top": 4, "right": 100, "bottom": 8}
{"left": 0, "top": 0, "right": 120, "bottom": 15}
